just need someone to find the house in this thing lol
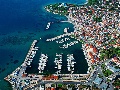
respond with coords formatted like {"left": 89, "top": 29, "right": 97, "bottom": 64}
{"left": 93, "top": 47, "right": 98, "bottom": 54}
{"left": 42, "top": 75, "right": 58, "bottom": 80}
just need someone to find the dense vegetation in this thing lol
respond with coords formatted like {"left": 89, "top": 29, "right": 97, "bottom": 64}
{"left": 93, "top": 16, "right": 102, "bottom": 22}
{"left": 100, "top": 47, "right": 120, "bottom": 60}
{"left": 113, "top": 79, "right": 120, "bottom": 88}
{"left": 87, "top": 0, "right": 99, "bottom": 5}
{"left": 103, "top": 69, "right": 113, "bottom": 77}
{"left": 101, "top": 64, "right": 113, "bottom": 77}
{"left": 45, "top": 3, "right": 78, "bottom": 15}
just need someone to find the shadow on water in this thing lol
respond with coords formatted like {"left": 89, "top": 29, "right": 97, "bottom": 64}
{"left": 73, "top": 49, "right": 88, "bottom": 74}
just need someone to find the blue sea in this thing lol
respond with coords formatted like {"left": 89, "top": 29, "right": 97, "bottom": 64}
{"left": 0, "top": 0, "right": 87, "bottom": 89}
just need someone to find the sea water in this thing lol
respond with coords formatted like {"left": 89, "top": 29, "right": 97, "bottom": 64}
{"left": 0, "top": 0, "right": 87, "bottom": 89}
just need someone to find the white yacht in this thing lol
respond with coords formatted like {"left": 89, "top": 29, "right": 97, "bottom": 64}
{"left": 54, "top": 53, "right": 63, "bottom": 74}
{"left": 67, "top": 54, "right": 76, "bottom": 74}
{"left": 38, "top": 53, "right": 48, "bottom": 73}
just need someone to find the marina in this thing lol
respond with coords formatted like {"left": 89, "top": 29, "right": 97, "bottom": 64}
{"left": 22, "top": 40, "right": 38, "bottom": 70}
{"left": 24, "top": 38, "right": 88, "bottom": 75}
{"left": 1, "top": 0, "right": 119, "bottom": 89}
{"left": 0, "top": 0, "right": 88, "bottom": 89}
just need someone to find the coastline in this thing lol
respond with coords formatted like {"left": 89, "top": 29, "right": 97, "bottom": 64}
{"left": 4, "top": 15, "right": 89, "bottom": 90}
{"left": 2, "top": 0, "right": 120, "bottom": 89}
{"left": 4, "top": 79, "right": 13, "bottom": 90}
{"left": 4, "top": 0, "right": 89, "bottom": 89}
{"left": 66, "top": 15, "right": 91, "bottom": 74}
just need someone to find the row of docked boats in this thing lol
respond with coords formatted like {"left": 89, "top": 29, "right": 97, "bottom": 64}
{"left": 56, "top": 38, "right": 70, "bottom": 44}
{"left": 38, "top": 53, "right": 48, "bottom": 73}
{"left": 24, "top": 40, "right": 38, "bottom": 66}
{"left": 37, "top": 53, "right": 76, "bottom": 74}
{"left": 59, "top": 40, "right": 78, "bottom": 49}
{"left": 54, "top": 53, "right": 62, "bottom": 74}
{"left": 67, "top": 54, "right": 76, "bottom": 74}
{"left": 46, "top": 32, "right": 73, "bottom": 42}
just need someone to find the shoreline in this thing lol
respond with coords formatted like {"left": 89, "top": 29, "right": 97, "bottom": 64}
{"left": 4, "top": 79, "right": 13, "bottom": 90}
{"left": 66, "top": 15, "right": 91, "bottom": 74}
{"left": 3, "top": 0, "right": 90, "bottom": 89}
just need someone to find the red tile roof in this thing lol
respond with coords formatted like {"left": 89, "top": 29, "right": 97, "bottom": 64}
{"left": 86, "top": 43, "right": 89, "bottom": 47}
{"left": 113, "top": 57, "right": 119, "bottom": 62}
{"left": 46, "top": 88, "right": 51, "bottom": 90}
{"left": 89, "top": 52, "right": 94, "bottom": 59}
{"left": 22, "top": 74, "right": 27, "bottom": 77}
{"left": 98, "top": 41, "right": 102, "bottom": 45}
{"left": 42, "top": 75, "right": 58, "bottom": 80}
{"left": 91, "top": 59, "right": 95, "bottom": 63}
{"left": 90, "top": 44, "right": 93, "bottom": 48}
{"left": 51, "top": 87, "right": 55, "bottom": 90}
{"left": 96, "top": 57, "right": 100, "bottom": 61}
{"left": 93, "top": 47, "right": 98, "bottom": 53}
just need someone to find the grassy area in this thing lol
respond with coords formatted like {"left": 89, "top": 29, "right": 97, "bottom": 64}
{"left": 93, "top": 16, "right": 102, "bottom": 22}
{"left": 114, "top": 66, "right": 120, "bottom": 69}
{"left": 70, "top": 34, "right": 76, "bottom": 38}
{"left": 91, "top": 65, "right": 95, "bottom": 69}
{"left": 45, "top": 3, "right": 77, "bottom": 16}
{"left": 87, "top": 0, "right": 99, "bottom": 5}
{"left": 113, "top": 79, "right": 120, "bottom": 88}
{"left": 51, "top": 84, "right": 55, "bottom": 87}
{"left": 101, "top": 64, "right": 105, "bottom": 69}
{"left": 103, "top": 69, "right": 113, "bottom": 77}
{"left": 100, "top": 47, "right": 120, "bottom": 60}
{"left": 58, "top": 84, "right": 63, "bottom": 87}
